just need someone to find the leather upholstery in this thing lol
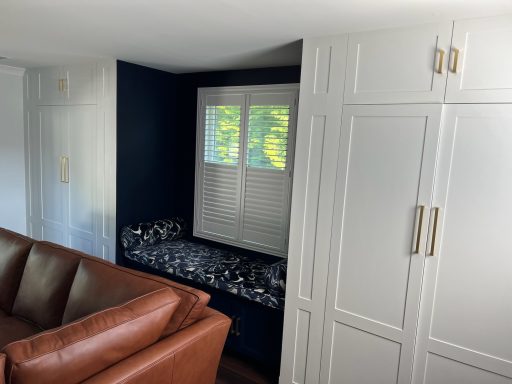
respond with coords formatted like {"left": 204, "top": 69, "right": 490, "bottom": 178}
{"left": 0, "top": 310, "right": 42, "bottom": 349}
{"left": 0, "top": 228, "right": 229, "bottom": 384}
{"left": 4, "top": 288, "right": 180, "bottom": 384}
{"left": 12, "top": 242, "right": 81, "bottom": 329}
{"left": 82, "top": 308, "right": 231, "bottom": 384}
{"left": 0, "top": 353, "right": 5, "bottom": 384}
{"left": 0, "top": 229, "right": 34, "bottom": 313}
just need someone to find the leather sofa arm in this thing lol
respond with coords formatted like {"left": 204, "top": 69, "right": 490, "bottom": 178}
{"left": 82, "top": 308, "right": 231, "bottom": 384}
{"left": 0, "top": 353, "right": 5, "bottom": 384}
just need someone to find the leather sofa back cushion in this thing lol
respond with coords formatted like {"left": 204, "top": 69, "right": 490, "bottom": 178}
{"left": 63, "top": 256, "right": 210, "bottom": 336}
{"left": 11, "top": 242, "right": 81, "bottom": 329}
{"left": 0, "top": 229, "right": 34, "bottom": 313}
{"left": 4, "top": 288, "right": 180, "bottom": 384}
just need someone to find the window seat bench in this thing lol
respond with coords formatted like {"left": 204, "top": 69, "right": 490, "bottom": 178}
{"left": 120, "top": 220, "right": 286, "bottom": 310}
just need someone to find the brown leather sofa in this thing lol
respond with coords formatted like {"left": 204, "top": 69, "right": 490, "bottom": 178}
{"left": 0, "top": 228, "right": 231, "bottom": 384}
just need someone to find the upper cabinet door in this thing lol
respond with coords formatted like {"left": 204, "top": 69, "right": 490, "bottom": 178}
{"left": 65, "top": 64, "right": 97, "bottom": 105}
{"left": 38, "top": 67, "right": 66, "bottom": 106}
{"left": 445, "top": 15, "right": 512, "bottom": 103}
{"left": 344, "top": 22, "right": 453, "bottom": 104}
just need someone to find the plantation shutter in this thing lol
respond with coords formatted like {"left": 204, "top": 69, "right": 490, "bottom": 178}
{"left": 196, "top": 93, "right": 243, "bottom": 239}
{"left": 195, "top": 86, "right": 298, "bottom": 257}
{"left": 241, "top": 93, "right": 296, "bottom": 253}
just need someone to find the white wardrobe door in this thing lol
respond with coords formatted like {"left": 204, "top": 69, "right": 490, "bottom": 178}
{"left": 37, "top": 67, "right": 65, "bottom": 106}
{"left": 344, "top": 22, "right": 453, "bottom": 104}
{"left": 280, "top": 35, "right": 348, "bottom": 384}
{"left": 320, "top": 104, "right": 442, "bottom": 384}
{"left": 65, "top": 64, "right": 97, "bottom": 105}
{"left": 66, "top": 106, "right": 97, "bottom": 254}
{"left": 412, "top": 104, "right": 512, "bottom": 383}
{"left": 445, "top": 15, "right": 512, "bottom": 103}
{"left": 40, "top": 106, "right": 68, "bottom": 244}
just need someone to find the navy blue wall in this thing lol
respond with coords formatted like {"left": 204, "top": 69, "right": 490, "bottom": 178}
{"left": 116, "top": 61, "right": 178, "bottom": 261}
{"left": 116, "top": 63, "right": 301, "bottom": 262}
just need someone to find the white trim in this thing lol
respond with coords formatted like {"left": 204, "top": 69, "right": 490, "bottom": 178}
{"left": 0, "top": 64, "right": 25, "bottom": 76}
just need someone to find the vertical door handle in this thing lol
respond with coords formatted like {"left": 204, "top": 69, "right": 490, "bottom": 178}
{"left": 229, "top": 316, "right": 236, "bottom": 335}
{"left": 451, "top": 48, "right": 460, "bottom": 73}
{"left": 436, "top": 49, "right": 445, "bottom": 74}
{"left": 58, "top": 79, "right": 63, "bottom": 92}
{"left": 235, "top": 317, "right": 241, "bottom": 336}
{"left": 414, "top": 205, "right": 425, "bottom": 254}
{"left": 62, "top": 156, "right": 70, "bottom": 183}
{"left": 428, "top": 207, "right": 441, "bottom": 256}
{"left": 60, "top": 156, "right": 65, "bottom": 182}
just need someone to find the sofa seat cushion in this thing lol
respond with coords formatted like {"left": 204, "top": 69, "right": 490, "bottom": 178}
{"left": 125, "top": 239, "right": 286, "bottom": 310}
{"left": 0, "top": 310, "right": 42, "bottom": 350}
{"left": 4, "top": 288, "right": 180, "bottom": 384}
{"left": 0, "top": 228, "right": 34, "bottom": 314}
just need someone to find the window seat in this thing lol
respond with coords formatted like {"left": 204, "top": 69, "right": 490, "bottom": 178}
{"left": 120, "top": 220, "right": 286, "bottom": 310}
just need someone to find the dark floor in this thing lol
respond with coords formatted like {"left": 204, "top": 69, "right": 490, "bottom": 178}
{"left": 216, "top": 353, "right": 276, "bottom": 384}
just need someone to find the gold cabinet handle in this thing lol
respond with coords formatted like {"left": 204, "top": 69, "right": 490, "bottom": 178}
{"left": 429, "top": 207, "right": 440, "bottom": 256}
{"left": 62, "top": 78, "right": 68, "bottom": 93}
{"left": 451, "top": 48, "right": 460, "bottom": 74}
{"left": 60, "top": 156, "right": 65, "bottom": 182}
{"left": 58, "top": 79, "right": 62, "bottom": 92}
{"left": 64, "top": 156, "right": 69, "bottom": 183}
{"left": 436, "top": 49, "right": 445, "bottom": 74}
{"left": 414, "top": 205, "right": 425, "bottom": 254}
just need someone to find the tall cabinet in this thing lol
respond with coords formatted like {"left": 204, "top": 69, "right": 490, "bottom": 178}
{"left": 24, "top": 61, "right": 117, "bottom": 262}
{"left": 282, "top": 15, "right": 512, "bottom": 384}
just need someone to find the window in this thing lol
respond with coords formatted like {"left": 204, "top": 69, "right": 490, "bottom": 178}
{"left": 194, "top": 85, "right": 299, "bottom": 257}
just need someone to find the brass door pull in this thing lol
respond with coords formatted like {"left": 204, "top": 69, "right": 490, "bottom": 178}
{"left": 60, "top": 156, "right": 66, "bottom": 182}
{"left": 437, "top": 49, "right": 445, "bottom": 74}
{"left": 414, "top": 205, "right": 425, "bottom": 254}
{"left": 451, "top": 48, "right": 460, "bottom": 74}
{"left": 429, "top": 207, "right": 440, "bottom": 256}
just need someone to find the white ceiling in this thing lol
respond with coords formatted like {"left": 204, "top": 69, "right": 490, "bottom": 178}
{"left": 0, "top": 0, "right": 511, "bottom": 73}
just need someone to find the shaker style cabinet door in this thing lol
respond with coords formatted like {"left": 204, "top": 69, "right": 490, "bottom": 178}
{"left": 319, "top": 104, "right": 442, "bottom": 384}
{"left": 344, "top": 22, "right": 453, "bottom": 104}
{"left": 412, "top": 104, "right": 512, "bottom": 384}
{"left": 37, "top": 67, "right": 66, "bottom": 105}
{"left": 65, "top": 64, "right": 97, "bottom": 105}
{"left": 445, "top": 15, "right": 512, "bottom": 103}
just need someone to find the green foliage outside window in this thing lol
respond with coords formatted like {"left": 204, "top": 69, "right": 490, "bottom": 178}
{"left": 205, "top": 105, "right": 290, "bottom": 170}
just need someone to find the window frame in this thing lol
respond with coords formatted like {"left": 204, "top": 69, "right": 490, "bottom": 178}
{"left": 194, "top": 84, "right": 299, "bottom": 257}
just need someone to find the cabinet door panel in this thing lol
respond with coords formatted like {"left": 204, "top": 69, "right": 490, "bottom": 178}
{"left": 65, "top": 64, "right": 97, "bottom": 105}
{"left": 320, "top": 105, "right": 442, "bottom": 384}
{"left": 37, "top": 67, "right": 64, "bottom": 105}
{"left": 412, "top": 104, "right": 512, "bottom": 383}
{"left": 40, "top": 107, "right": 67, "bottom": 243}
{"left": 446, "top": 16, "right": 512, "bottom": 103}
{"left": 345, "top": 23, "right": 453, "bottom": 104}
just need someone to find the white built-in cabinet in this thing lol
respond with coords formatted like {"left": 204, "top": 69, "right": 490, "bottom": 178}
{"left": 281, "top": 14, "right": 512, "bottom": 384}
{"left": 24, "top": 61, "right": 117, "bottom": 262}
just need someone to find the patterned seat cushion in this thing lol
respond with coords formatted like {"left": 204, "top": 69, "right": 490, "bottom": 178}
{"left": 123, "top": 239, "right": 286, "bottom": 310}
{"left": 120, "top": 218, "right": 186, "bottom": 250}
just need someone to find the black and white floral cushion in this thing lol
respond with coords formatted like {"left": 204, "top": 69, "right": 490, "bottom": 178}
{"left": 121, "top": 226, "right": 287, "bottom": 310}
{"left": 120, "top": 218, "right": 186, "bottom": 250}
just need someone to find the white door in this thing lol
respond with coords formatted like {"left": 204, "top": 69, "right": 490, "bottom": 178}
{"left": 320, "top": 104, "right": 442, "bottom": 384}
{"left": 280, "top": 34, "right": 348, "bottom": 384}
{"left": 39, "top": 106, "right": 68, "bottom": 244}
{"left": 412, "top": 104, "right": 512, "bottom": 384}
{"left": 344, "top": 22, "right": 453, "bottom": 104}
{"left": 66, "top": 106, "right": 97, "bottom": 254}
{"left": 65, "top": 64, "right": 97, "bottom": 105}
{"left": 37, "top": 67, "right": 65, "bottom": 106}
{"left": 445, "top": 16, "right": 512, "bottom": 103}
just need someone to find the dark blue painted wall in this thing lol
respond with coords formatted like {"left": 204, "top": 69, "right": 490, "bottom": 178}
{"left": 116, "top": 61, "right": 178, "bottom": 261}
{"left": 116, "top": 63, "right": 301, "bottom": 262}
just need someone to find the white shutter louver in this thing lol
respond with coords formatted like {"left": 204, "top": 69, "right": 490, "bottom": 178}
{"left": 195, "top": 87, "right": 298, "bottom": 257}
